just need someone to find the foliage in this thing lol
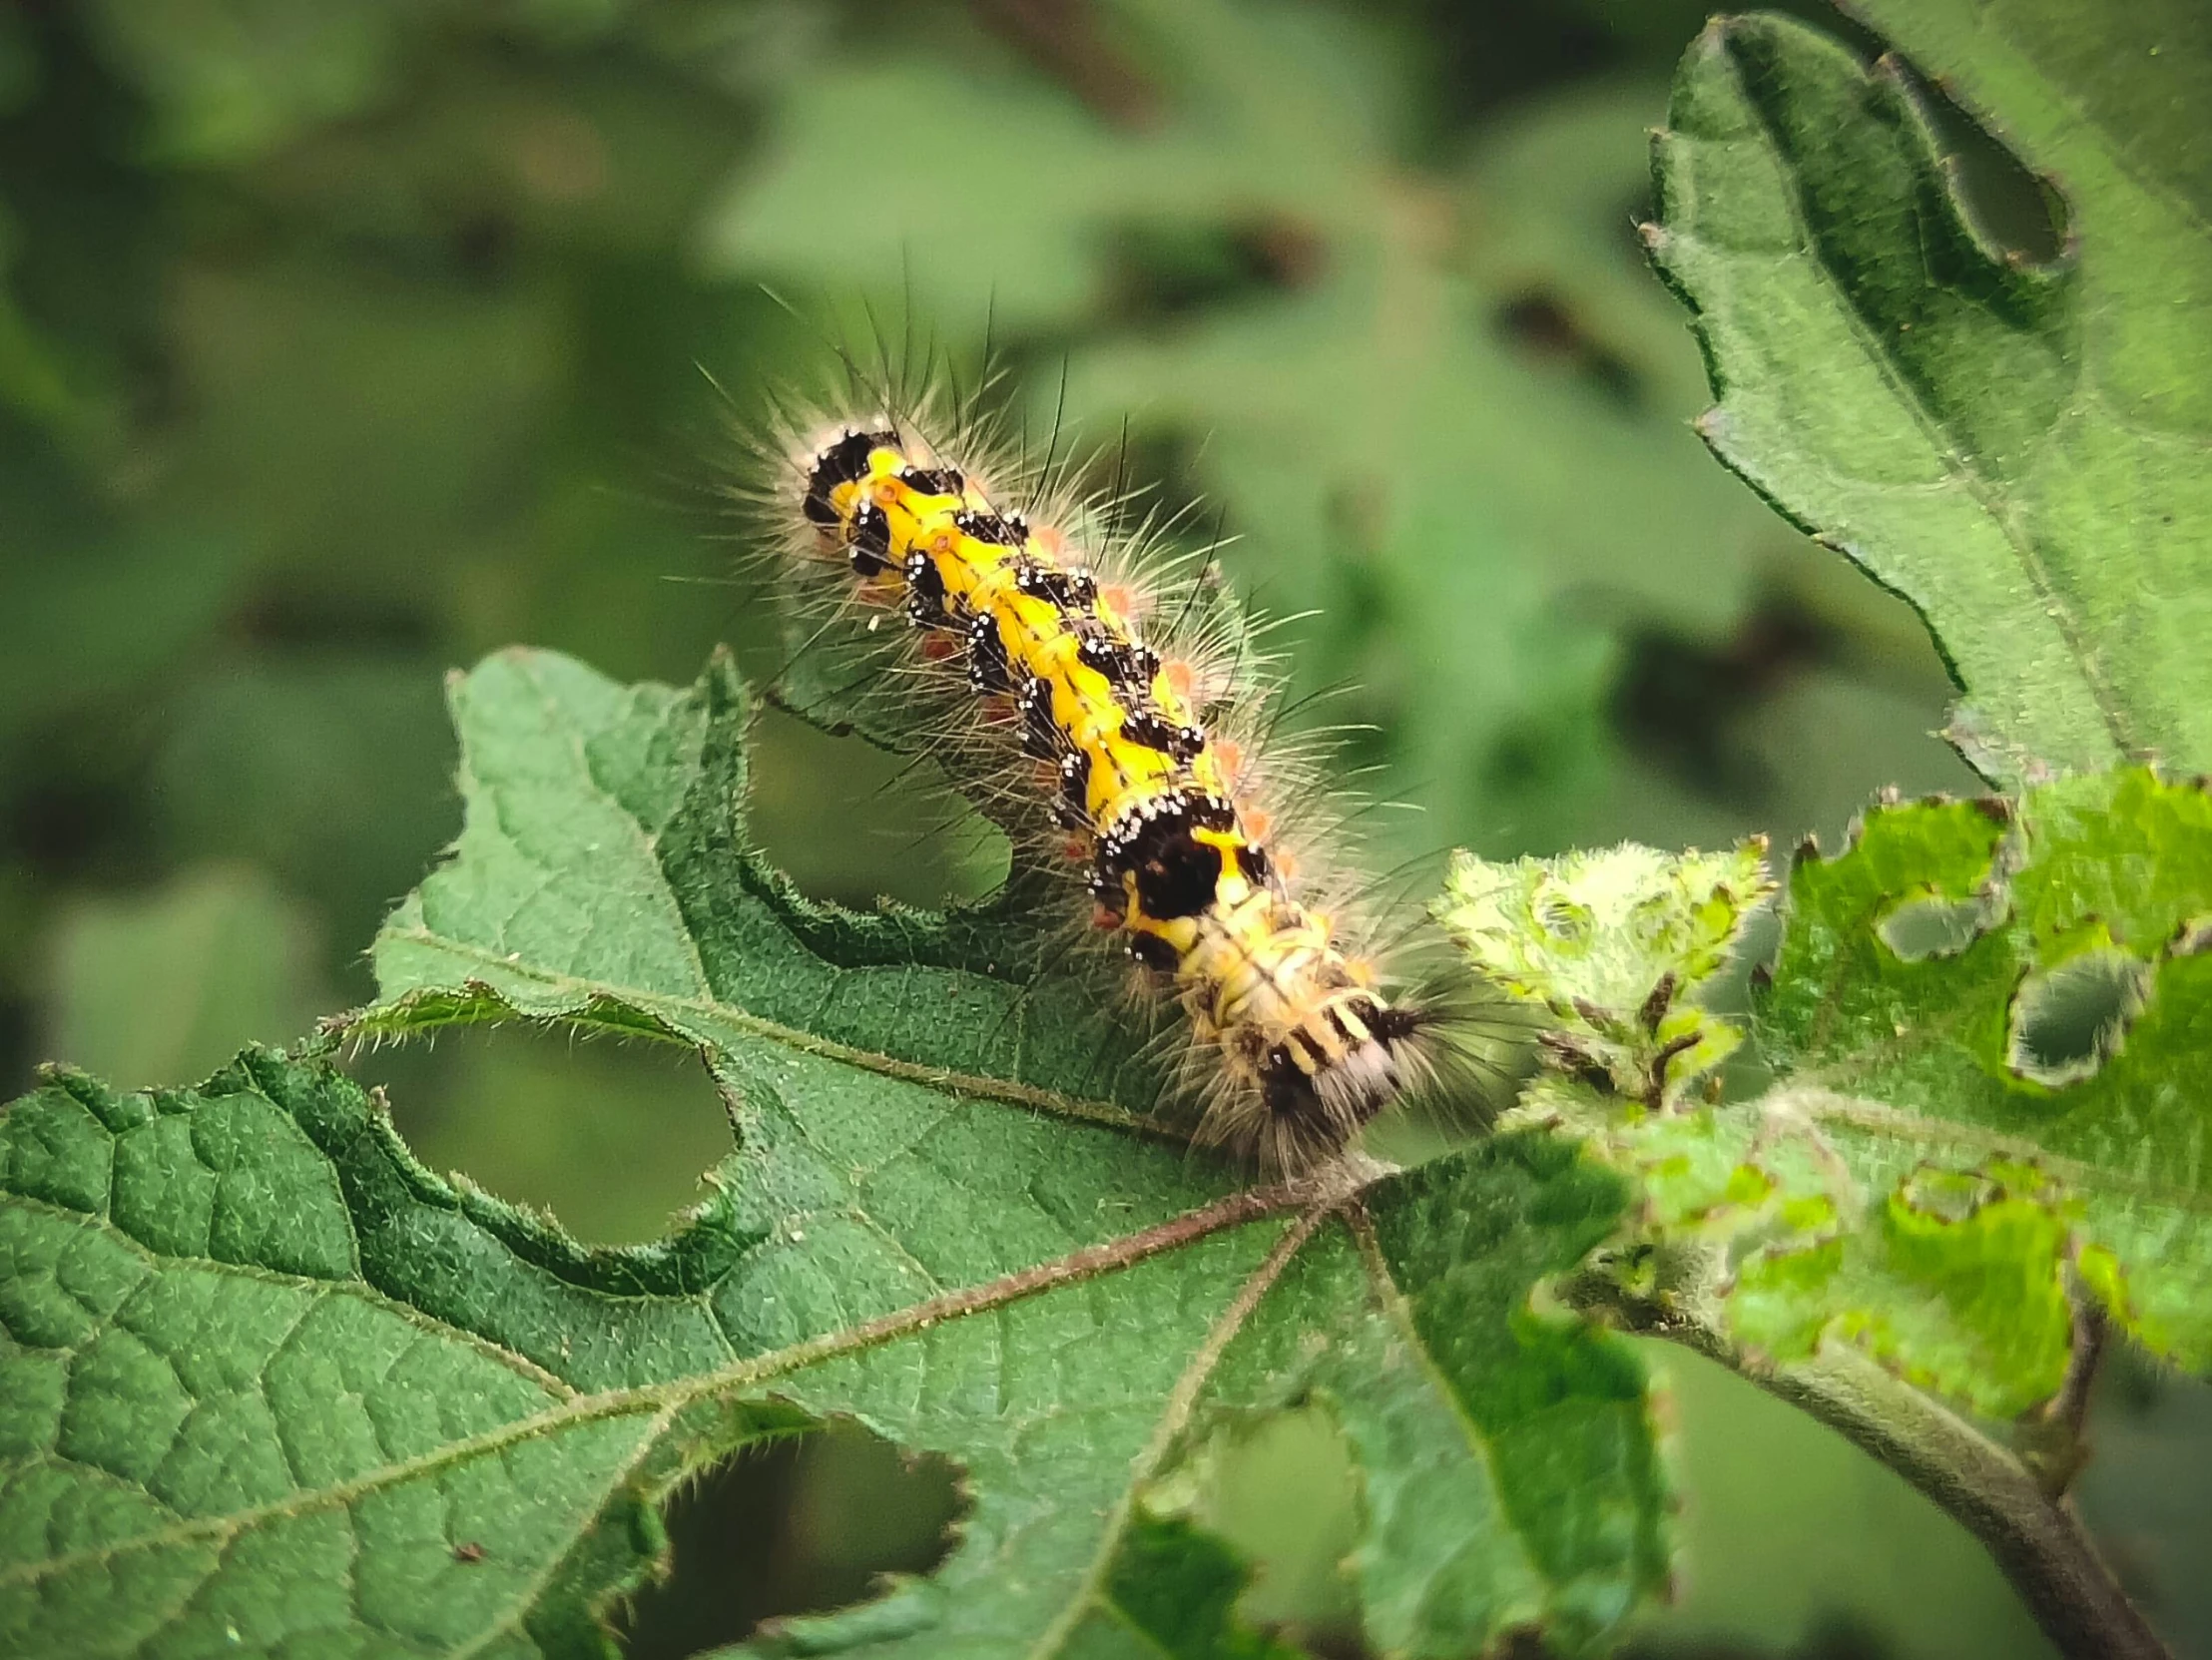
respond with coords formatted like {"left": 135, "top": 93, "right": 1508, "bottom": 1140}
{"left": 44, "top": 865, "right": 326, "bottom": 1093}
{"left": 0, "top": 648, "right": 1669, "bottom": 1659}
{"left": 1444, "top": 771, "right": 2212, "bottom": 1423}
{"left": 1645, "top": 6, "right": 2212, "bottom": 785}
{"left": 1, "top": 0, "right": 2208, "bottom": 1655}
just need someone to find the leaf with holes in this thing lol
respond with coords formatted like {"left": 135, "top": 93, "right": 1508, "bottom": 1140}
{"left": 1646, "top": 8, "right": 2212, "bottom": 784}
{"left": 1448, "top": 771, "right": 2212, "bottom": 1424}
{"left": 1753, "top": 769, "right": 2212, "bottom": 1382}
{"left": 0, "top": 646, "right": 1671, "bottom": 1658}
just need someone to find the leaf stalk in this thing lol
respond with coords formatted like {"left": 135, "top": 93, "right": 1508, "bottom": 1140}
{"left": 1655, "top": 1323, "right": 2168, "bottom": 1660}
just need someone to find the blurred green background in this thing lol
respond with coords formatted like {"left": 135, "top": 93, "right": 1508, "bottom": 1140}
{"left": 1, "top": 1, "right": 2202, "bottom": 1655}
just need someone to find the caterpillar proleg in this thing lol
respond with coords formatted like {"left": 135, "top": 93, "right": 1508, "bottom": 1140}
{"left": 752, "top": 375, "right": 1440, "bottom": 1172}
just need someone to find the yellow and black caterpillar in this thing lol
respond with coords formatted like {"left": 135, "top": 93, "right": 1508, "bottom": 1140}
{"left": 770, "top": 410, "right": 1433, "bottom": 1172}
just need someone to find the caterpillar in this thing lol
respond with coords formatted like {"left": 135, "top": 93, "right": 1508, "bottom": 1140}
{"left": 753, "top": 381, "right": 1438, "bottom": 1172}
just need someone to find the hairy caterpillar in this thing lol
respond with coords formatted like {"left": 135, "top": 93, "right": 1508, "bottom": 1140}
{"left": 749, "top": 373, "right": 1439, "bottom": 1172}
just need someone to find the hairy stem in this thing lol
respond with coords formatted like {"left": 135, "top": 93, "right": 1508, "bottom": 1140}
{"left": 1657, "top": 1324, "right": 2167, "bottom": 1660}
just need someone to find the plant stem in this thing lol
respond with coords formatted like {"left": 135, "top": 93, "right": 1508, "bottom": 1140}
{"left": 1658, "top": 1325, "right": 2169, "bottom": 1660}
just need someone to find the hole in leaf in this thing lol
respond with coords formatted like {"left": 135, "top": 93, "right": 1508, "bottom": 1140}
{"left": 1181, "top": 1405, "right": 1363, "bottom": 1648}
{"left": 1877, "top": 892, "right": 1990, "bottom": 961}
{"left": 616, "top": 1419, "right": 965, "bottom": 1660}
{"left": 352, "top": 1024, "right": 734, "bottom": 1246}
{"left": 2007, "top": 949, "right": 2151, "bottom": 1088}
{"left": 745, "top": 706, "right": 1010, "bottom": 911}
{"left": 1896, "top": 61, "right": 2068, "bottom": 267}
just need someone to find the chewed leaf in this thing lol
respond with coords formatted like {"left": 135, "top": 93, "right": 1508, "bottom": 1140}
{"left": 1552, "top": 1077, "right": 2074, "bottom": 1418}
{"left": 0, "top": 1048, "right": 1663, "bottom": 1660}
{"left": 1437, "top": 839, "right": 1771, "bottom": 1107}
{"left": 1647, "top": 10, "right": 2212, "bottom": 783}
{"left": 1511, "top": 772, "right": 2210, "bottom": 1412}
{"left": 1757, "top": 771, "right": 2212, "bottom": 1377}
{"left": 2007, "top": 946, "right": 2152, "bottom": 1087}
{"left": 1877, "top": 891, "right": 1997, "bottom": 963}
{"left": 366, "top": 646, "right": 1170, "bottom": 1123}
{"left": 0, "top": 647, "right": 1669, "bottom": 1658}
{"left": 1438, "top": 841, "right": 1771, "bottom": 1014}
{"left": 1724, "top": 1126, "right": 2078, "bottom": 1418}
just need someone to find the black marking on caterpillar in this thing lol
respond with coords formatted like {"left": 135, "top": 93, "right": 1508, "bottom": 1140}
{"left": 752, "top": 390, "right": 1464, "bottom": 1175}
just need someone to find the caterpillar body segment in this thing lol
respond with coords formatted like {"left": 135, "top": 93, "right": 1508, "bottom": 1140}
{"left": 789, "top": 418, "right": 1428, "bottom": 1172}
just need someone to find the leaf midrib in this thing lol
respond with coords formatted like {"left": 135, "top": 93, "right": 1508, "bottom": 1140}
{"left": 0, "top": 1174, "right": 1327, "bottom": 1593}
{"left": 1024, "top": 1200, "right": 1339, "bottom": 1660}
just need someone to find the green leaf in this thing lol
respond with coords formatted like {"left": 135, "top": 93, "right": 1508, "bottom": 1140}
{"left": 0, "top": 646, "right": 1670, "bottom": 1657}
{"left": 1646, "top": 10, "right": 2212, "bottom": 783}
{"left": 1451, "top": 773, "right": 2212, "bottom": 1419}
{"left": 1438, "top": 840, "right": 1774, "bottom": 1102}
{"left": 0, "top": 1053, "right": 1651, "bottom": 1659}
{"left": 367, "top": 647, "right": 1162, "bottom": 1118}
{"left": 1758, "top": 769, "right": 2212, "bottom": 1375}
{"left": 1089, "top": 1512, "right": 1308, "bottom": 1660}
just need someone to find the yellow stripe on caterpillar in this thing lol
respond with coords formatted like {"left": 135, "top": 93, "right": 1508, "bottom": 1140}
{"left": 792, "top": 420, "right": 1427, "bottom": 1171}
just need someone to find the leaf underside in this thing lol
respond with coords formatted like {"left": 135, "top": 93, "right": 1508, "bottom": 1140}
{"left": 0, "top": 647, "right": 1670, "bottom": 1659}
{"left": 1648, "top": 6, "right": 2212, "bottom": 785}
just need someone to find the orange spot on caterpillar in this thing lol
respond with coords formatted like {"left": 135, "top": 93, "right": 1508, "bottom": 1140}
{"left": 1161, "top": 660, "right": 1194, "bottom": 698}
{"left": 920, "top": 635, "right": 956, "bottom": 662}
{"left": 1214, "top": 739, "right": 1245, "bottom": 785}
{"left": 1063, "top": 834, "right": 1091, "bottom": 862}
{"left": 1241, "top": 808, "right": 1273, "bottom": 844}
{"left": 1273, "top": 848, "right": 1301, "bottom": 881}
{"left": 1032, "top": 524, "right": 1067, "bottom": 560}
{"left": 1099, "top": 583, "right": 1137, "bottom": 618}
{"left": 1092, "top": 903, "right": 1121, "bottom": 930}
